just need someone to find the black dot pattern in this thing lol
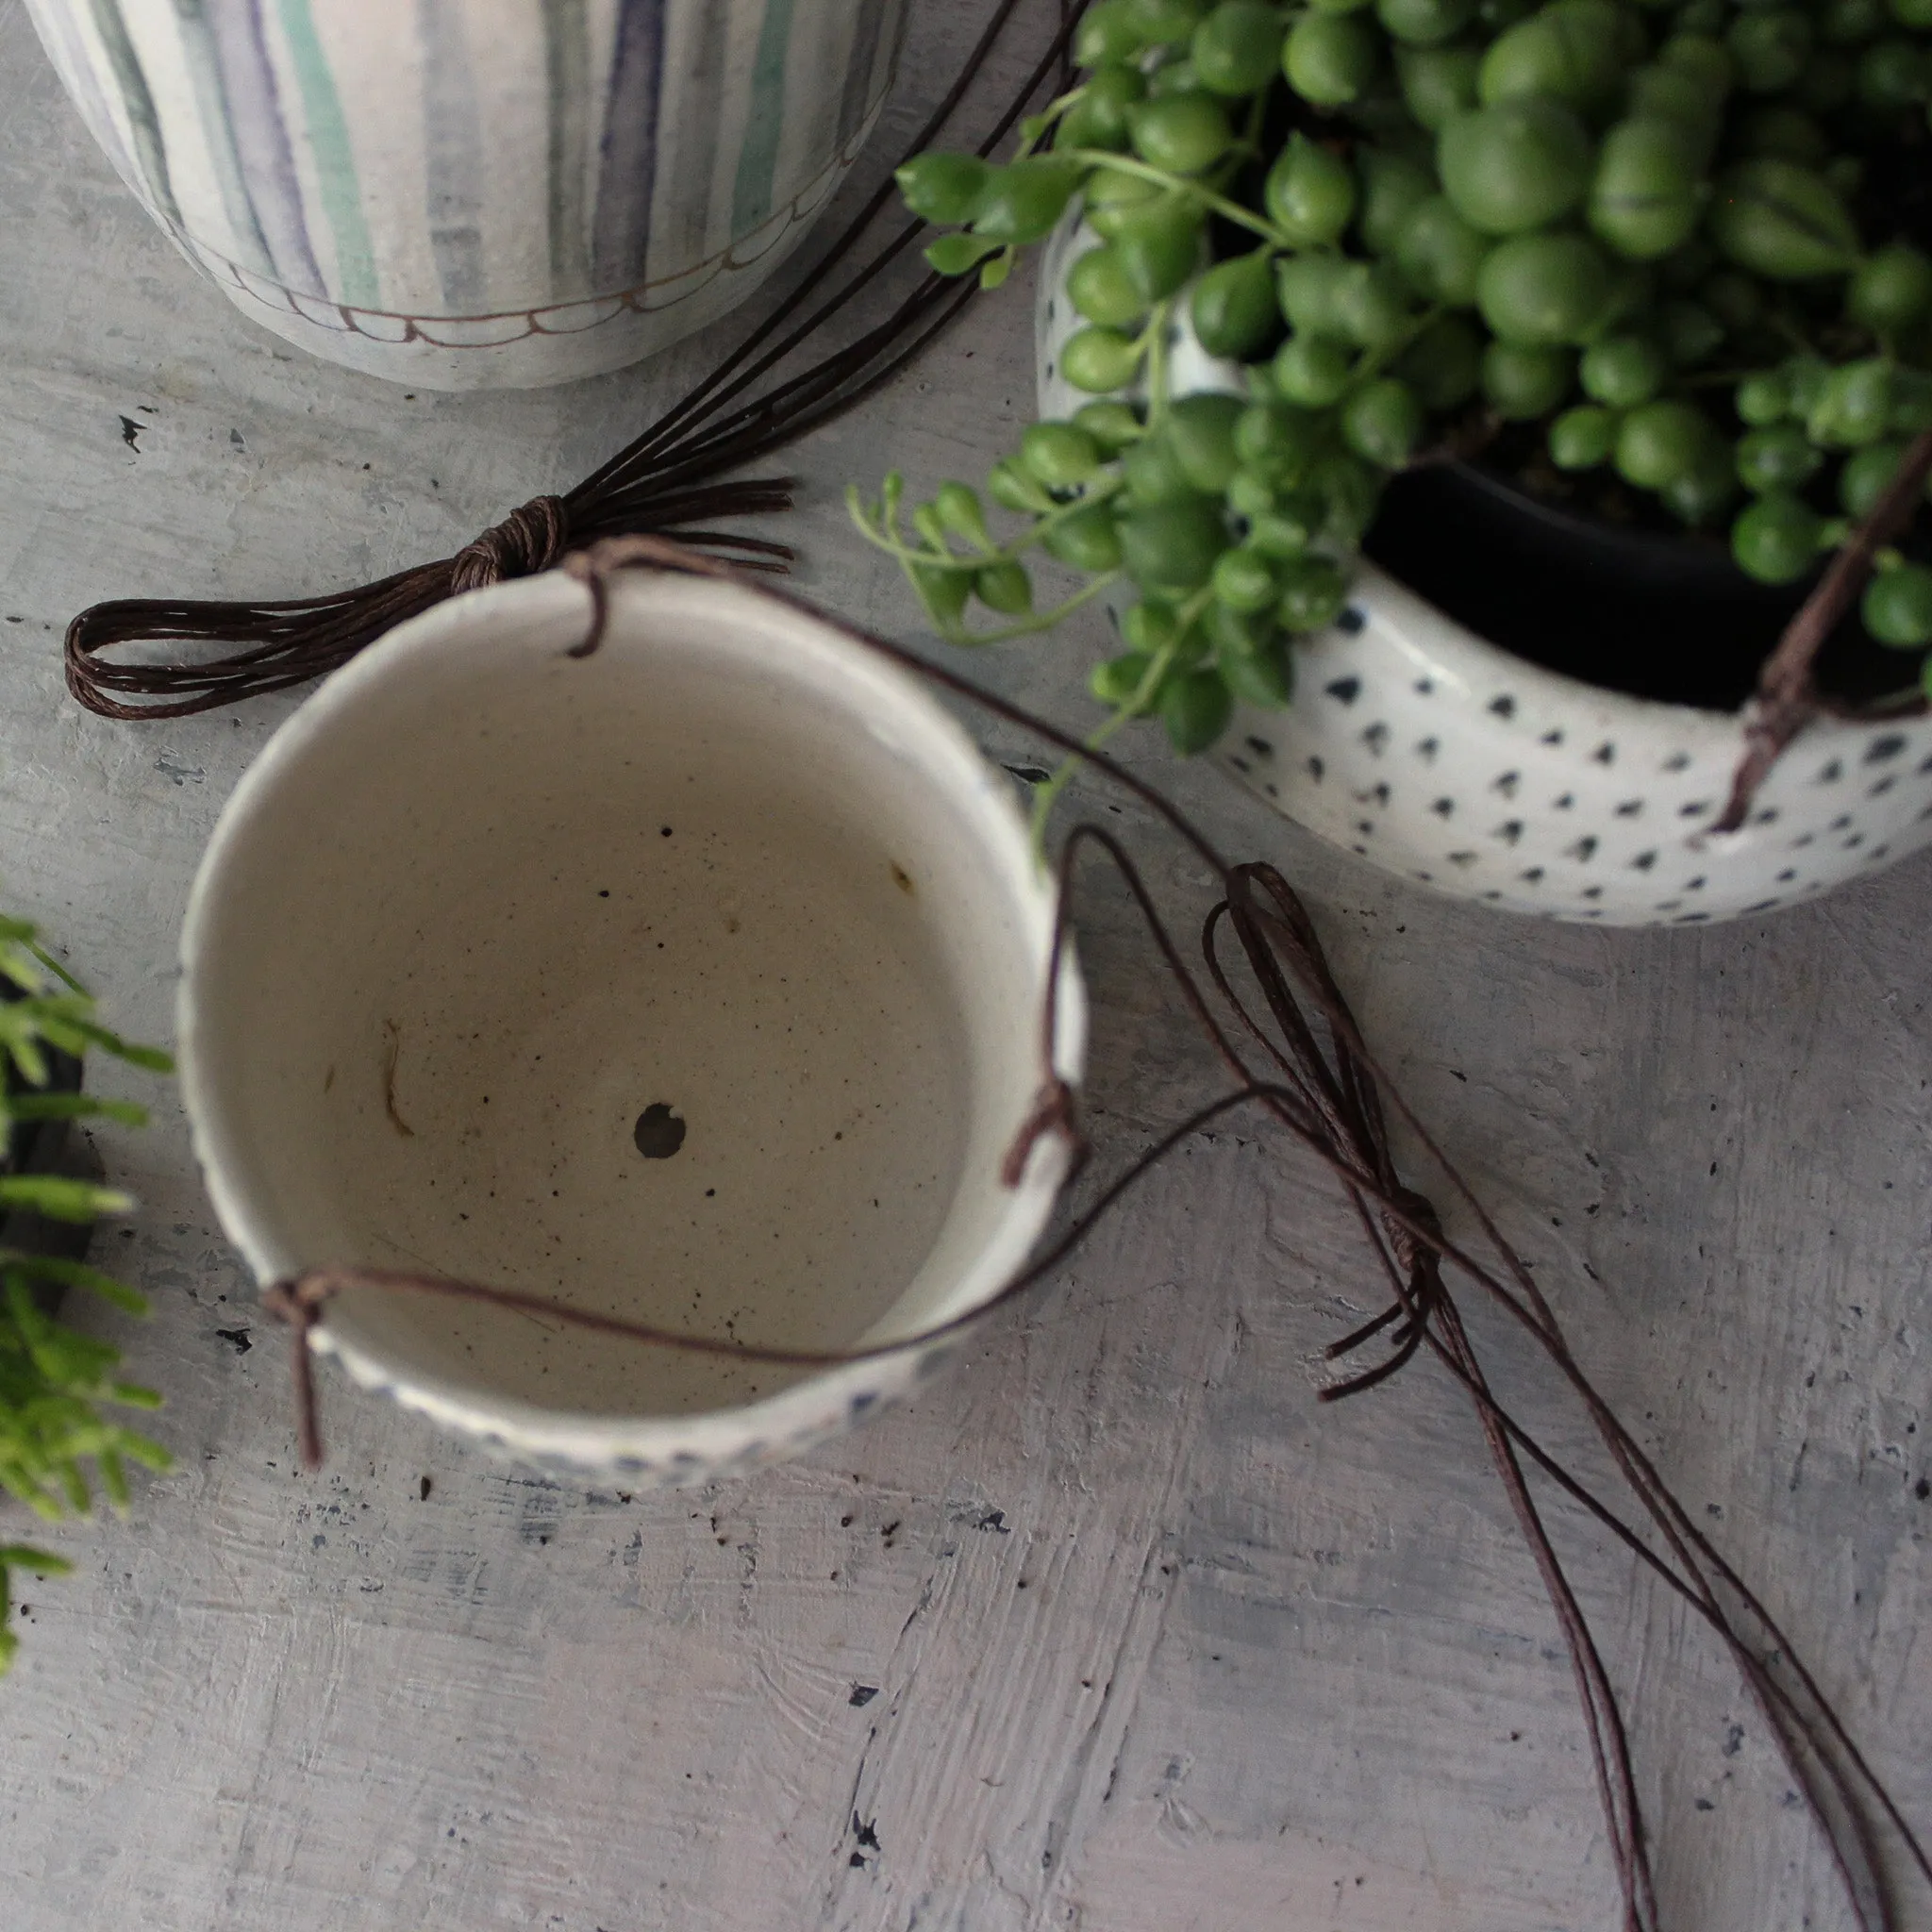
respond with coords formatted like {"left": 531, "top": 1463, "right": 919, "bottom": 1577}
{"left": 1199, "top": 566, "right": 1932, "bottom": 925}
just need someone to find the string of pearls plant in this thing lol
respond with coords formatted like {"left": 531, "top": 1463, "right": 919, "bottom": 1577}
{"left": 850, "top": 0, "right": 1932, "bottom": 774}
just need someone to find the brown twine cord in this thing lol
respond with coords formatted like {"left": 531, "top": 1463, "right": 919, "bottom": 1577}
{"left": 258, "top": 536, "right": 1928, "bottom": 1932}
{"left": 1718, "top": 426, "right": 1932, "bottom": 832}
{"left": 61, "top": 0, "right": 1071, "bottom": 721}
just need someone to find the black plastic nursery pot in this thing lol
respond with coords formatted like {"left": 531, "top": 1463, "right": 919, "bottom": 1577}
{"left": 1366, "top": 454, "right": 1923, "bottom": 716}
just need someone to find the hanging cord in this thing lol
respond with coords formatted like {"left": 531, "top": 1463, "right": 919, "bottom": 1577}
{"left": 262, "top": 535, "right": 1928, "bottom": 1932}
{"left": 61, "top": 0, "right": 1076, "bottom": 721}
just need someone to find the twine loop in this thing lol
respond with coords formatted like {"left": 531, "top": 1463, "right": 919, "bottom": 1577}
{"left": 1384, "top": 1183, "right": 1443, "bottom": 1274}
{"left": 57, "top": 0, "right": 1067, "bottom": 721}
{"left": 450, "top": 495, "right": 570, "bottom": 596}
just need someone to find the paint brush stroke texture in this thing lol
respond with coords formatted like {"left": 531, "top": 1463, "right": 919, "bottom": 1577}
{"left": 23, "top": 0, "right": 908, "bottom": 323}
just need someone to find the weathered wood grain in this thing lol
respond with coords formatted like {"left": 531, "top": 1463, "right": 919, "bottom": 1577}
{"left": 0, "top": 3, "right": 1925, "bottom": 1927}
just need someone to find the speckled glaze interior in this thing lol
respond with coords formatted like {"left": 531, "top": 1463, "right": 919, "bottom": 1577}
{"left": 1035, "top": 213, "right": 1932, "bottom": 925}
{"left": 179, "top": 570, "right": 1082, "bottom": 1480}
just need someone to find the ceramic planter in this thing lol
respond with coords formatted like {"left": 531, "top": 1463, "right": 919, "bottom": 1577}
{"left": 179, "top": 568, "right": 1083, "bottom": 1482}
{"left": 27, "top": 0, "right": 908, "bottom": 390}
{"left": 1036, "top": 214, "right": 1932, "bottom": 926}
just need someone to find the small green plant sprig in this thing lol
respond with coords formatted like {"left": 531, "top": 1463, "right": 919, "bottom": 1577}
{"left": 0, "top": 911, "right": 172, "bottom": 1676}
{"left": 852, "top": 0, "right": 1932, "bottom": 761}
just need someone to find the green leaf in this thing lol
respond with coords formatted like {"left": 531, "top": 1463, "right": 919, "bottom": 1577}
{"left": 981, "top": 247, "right": 1016, "bottom": 291}
{"left": 14, "top": 1017, "right": 85, "bottom": 1059}
{"left": 116, "top": 1432, "right": 173, "bottom": 1472}
{"left": 0, "top": 1031, "right": 50, "bottom": 1091}
{"left": 98, "top": 1447, "right": 129, "bottom": 1513}
{"left": 6, "top": 1486, "right": 67, "bottom": 1524}
{"left": 6, "top": 1093, "right": 149, "bottom": 1126}
{"left": 911, "top": 503, "right": 950, "bottom": 552}
{"left": 105, "top": 1042, "right": 174, "bottom": 1075}
{"left": 25, "top": 942, "right": 84, "bottom": 993}
{"left": 924, "top": 232, "right": 1002, "bottom": 276}
{"left": 0, "top": 940, "right": 46, "bottom": 993}
{"left": 0, "top": 1176, "right": 133, "bottom": 1223}
{"left": 57, "top": 1019, "right": 173, "bottom": 1074}
{"left": 0, "top": 1544, "right": 74, "bottom": 1576}
{"left": 8, "top": 1256, "right": 149, "bottom": 1316}
{"left": 22, "top": 1327, "right": 122, "bottom": 1389}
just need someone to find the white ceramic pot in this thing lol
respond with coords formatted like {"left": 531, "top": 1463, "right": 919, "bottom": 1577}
{"left": 27, "top": 0, "right": 908, "bottom": 391}
{"left": 179, "top": 568, "right": 1082, "bottom": 1482}
{"left": 1036, "top": 215, "right": 1932, "bottom": 926}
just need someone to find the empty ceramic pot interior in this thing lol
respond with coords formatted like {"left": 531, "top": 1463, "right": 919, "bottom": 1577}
{"left": 181, "top": 572, "right": 1076, "bottom": 1453}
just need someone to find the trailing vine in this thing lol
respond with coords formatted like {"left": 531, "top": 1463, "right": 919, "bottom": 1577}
{"left": 855, "top": 0, "right": 1932, "bottom": 768}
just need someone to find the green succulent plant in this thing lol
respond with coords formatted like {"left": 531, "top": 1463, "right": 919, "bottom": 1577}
{"left": 0, "top": 910, "right": 172, "bottom": 1675}
{"left": 853, "top": 0, "right": 1932, "bottom": 774}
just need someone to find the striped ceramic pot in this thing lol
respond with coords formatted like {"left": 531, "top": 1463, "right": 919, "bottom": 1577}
{"left": 26, "top": 0, "right": 908, "bottom": 390}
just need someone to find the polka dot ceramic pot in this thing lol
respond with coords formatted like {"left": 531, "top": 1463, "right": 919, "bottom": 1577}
{"left": 1036, "top": 214, "right": 1932, "bottom": 926}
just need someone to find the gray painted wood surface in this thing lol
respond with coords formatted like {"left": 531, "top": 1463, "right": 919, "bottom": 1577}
{"left": 0, "top": 4, "right": 1925, "bottom": 1926}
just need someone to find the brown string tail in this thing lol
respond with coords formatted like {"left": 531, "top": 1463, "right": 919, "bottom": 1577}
{"left": 59, "top": 0, "right": 1087, "bottom": 720}
{"left": 258, "top": 1279, "right": 324, "bottom": 1475}
{"left": 1716, "top": 425, "right": 1932, "bottom": 832}
{"left": 254, "top": 540, "right": 1928, "bottom": 1932}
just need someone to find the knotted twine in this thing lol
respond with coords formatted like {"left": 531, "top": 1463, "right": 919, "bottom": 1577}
{"left": 59, "top": 0, "right": 1081, "bottom": 721}
{"left": 259, "top": 535, "right": 1930, "bottom": 1932}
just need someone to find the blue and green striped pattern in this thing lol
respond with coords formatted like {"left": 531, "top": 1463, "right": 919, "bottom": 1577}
{"left": 22, "top": 0, "right": 908, "bottom": 323}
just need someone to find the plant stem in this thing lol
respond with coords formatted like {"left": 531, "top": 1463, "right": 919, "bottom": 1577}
{"left": 946, "top": 571, "right": 1125, "bottom": 647}
{"left": 1026, "top": 584, "right": 1216, "bottom": 850}
{"left": 1717, "top": 425, "right": 1932, "bottom": 831}
{"left": 1056, "top": 147, "right": 1291, "bottom": 248}
{"left": 1028, "top": 639, "right": 1177, "bottom": 849}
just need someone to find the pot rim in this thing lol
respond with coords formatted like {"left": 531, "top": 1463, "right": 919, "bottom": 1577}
{"left": 1342, "top": 556, "right": 1925, "bottom": 751}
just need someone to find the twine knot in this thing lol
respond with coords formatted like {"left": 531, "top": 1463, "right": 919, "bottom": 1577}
{"left": 451, "top": 495, "right": 570, "bottom": 595}
{"left": 1001, "top": 1076, "right": 1088, "bottom": 1189}
{"left": 1385, "top": 1184, "right": 1443, "bottom": 1267}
